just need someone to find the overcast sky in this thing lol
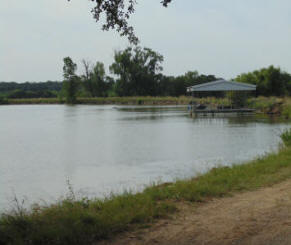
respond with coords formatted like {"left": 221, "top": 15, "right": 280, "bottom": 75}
{"left": 0, "top": 0, "right": 291, "bottom": 82}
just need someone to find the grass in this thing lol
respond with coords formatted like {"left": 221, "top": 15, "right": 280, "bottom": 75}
{"left": 5, "top": 97, "right": 193, "bottom": 105}
{"left": 4, "top": 96, "right": 232, "bottom": 106}
{"left": 6, "top": 98, "right": 63, "bottom": 104}
{"left": 4, "top": 96, "right": 234, "bottom": 106}
{"left": 4, "top": 96, "right": 291, "bottom": 116}
{"left": 247, "top": 96, "right": 284, "bottom": 113}
{"left": 0, "top": 191, "right": 176, "bottom": 245}
{"left": 2, "top": 129, "right": 291, "bottom": 245}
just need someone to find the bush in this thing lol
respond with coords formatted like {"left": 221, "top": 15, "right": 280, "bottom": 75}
{"left": 0, "top": 96, "right": 8, "bottom": 105}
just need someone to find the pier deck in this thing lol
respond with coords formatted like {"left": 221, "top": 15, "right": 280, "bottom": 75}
{"left": 193, "top": 108, "right": 256, "bottom": 114}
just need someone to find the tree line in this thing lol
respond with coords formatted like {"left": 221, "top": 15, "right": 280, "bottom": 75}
{"left": 0, "top": 81, "right": 62, "bottom": 99}
{"left": 235, "top": 66, "right": 291, "bottom": 96}
{"left": 61, "top": 47, "right": 291, "bottom": 103}
{"left": 1, "top": 47, "right": 291, "bottom": 103}
{"left": 61, "top": 46, "right": 218, "bottom": 103}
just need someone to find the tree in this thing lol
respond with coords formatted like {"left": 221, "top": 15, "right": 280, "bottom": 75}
{"left": 62, "top": 57, "right": 79, "bottom": 104}
{"left": 110, "top": 46, "right": 164, "bottom": 96}
{"left": 81, "top": 60, "right": 113, "bottom": 97}
{"left": 68, "top": 0, "right": 172, "bottom": 44}
{"left": 81, "top": 59, "right": 94, "bottom": 97}
{"left": 0, "top": 81, "right": 62, "bottom": 99}
{"left": 160, "top": 72, "right": 217, "bottom": 96}
{"left": 235, "top": 66, "right": 291, "bottom": 96}
{"left": 91, "top": 62, "right": 108, "bottom": 97}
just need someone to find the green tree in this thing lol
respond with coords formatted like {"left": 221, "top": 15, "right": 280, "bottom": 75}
{"left": 160, "top": 72, "right": 217, "bottom": 96}
{"left": 110, "top": 46, "right": 164, "bottom": 96}
{"left": 91, "top": 62, "right": 108, "bottom": 97}
{"left": 80, "top": 59, "right": 93, "bottom": 97}
{"left": 81, "top": 60, "right": 113, "bottom": 97}
{"left": 235, "top": 66, "right": 291, "bottom": 96}
{"left": 62, "top": 57, "right": 79, "bottom": 104}
{"left": 0, "top": 81, "right": 62, "bottom": 99}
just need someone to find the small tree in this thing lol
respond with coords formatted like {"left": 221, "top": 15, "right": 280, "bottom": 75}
{"left": 62, "top": 57, "right": 79, "bottom": 104}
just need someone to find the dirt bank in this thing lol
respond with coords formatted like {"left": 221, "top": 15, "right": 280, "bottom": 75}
{"left": 100, "top": 179, "right": 291, "bottom": 245}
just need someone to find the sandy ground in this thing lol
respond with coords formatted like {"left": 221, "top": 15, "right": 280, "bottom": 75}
{"left": 99, "top": 179, "right": 291, "bottom": 245}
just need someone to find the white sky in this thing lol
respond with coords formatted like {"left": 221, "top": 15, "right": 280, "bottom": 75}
{"left": 0, "top": 0, "right": 291, "bottom": 82}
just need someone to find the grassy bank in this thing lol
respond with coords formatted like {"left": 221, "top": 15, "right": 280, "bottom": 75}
{"left": 3, "top": 96, "right": 291, "bottom": 116}
{"left": 5, "top": 96, "right": 193, "bottom": 105}
{"left": 4, "top": 96, "right": 233, "bottom": 106}
{"left": 1, "top": 131, "right": 291, "bottom": 245}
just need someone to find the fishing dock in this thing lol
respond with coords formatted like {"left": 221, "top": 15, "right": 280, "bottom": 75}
{"left": 187, "top": 79, "right": 257, "bottom": 115}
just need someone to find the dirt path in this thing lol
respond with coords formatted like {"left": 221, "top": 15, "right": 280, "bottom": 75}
{"left": 99, "top": 179, "right": 291, "bottom": 245}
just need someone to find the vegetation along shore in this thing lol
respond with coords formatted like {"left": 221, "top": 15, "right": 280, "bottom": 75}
{"left": 2, "top": 96, "right": 291, "bottom": 119}
{"left": 1, "top": 129, "right": 291, "bottom": 245}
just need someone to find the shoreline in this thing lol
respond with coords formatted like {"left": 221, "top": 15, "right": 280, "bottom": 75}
{"left": 1, "top": 96, "right": 290, "bottom": 117}
{"left": 1, "top": 130, "right": 291, "bottom": 244}
{"left": 2, "top": 96, "right": 192, "bottom": 106}
{"left": 100, "top": 178, "right": 291, "bottom": 245}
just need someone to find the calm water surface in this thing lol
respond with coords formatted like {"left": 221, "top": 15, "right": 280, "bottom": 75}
{"left": 0, "top": 105, "right": 289, "bottom": 210}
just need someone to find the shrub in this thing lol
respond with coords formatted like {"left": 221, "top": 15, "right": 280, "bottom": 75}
{"left": 0, "top": 96, "right": 8, "bottom": 105}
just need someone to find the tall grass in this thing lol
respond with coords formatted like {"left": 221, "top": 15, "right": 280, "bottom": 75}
{"left": 0, "top": 192, "right": 176, "bottom": 245}
{"left": 6, "top": 98, "right": 63, "bottom": 104}
{"left": 247, "top": 96, "right": 284, "bottom": 113}
{"left": 281, "top": 128, "right": 291, "bottom": 146}
{"left": 2, "top": 130, "right": 291, "bottom": 245}
{"left": 5, "top": 96, "right": 230, "bottom": 106}
{"left": 6, "top": 97, "right": 192, "bottom": 105}
{"left": 5, "top": 96, "right": 291, "bottom": 117}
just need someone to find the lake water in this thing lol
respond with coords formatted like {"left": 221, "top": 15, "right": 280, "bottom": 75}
{"left": 0, "top": 105, "right": 289, "bottom": 210}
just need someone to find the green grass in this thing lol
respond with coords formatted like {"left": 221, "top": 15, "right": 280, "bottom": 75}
{"left": 0, "top": 194, "right": 175, "bottom": 245}
{"left": 2, "top": 130, "right": 291, "bottom": 245}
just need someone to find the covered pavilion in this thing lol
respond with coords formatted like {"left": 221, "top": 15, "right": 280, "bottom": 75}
{"left": 187, "top": 79, "right": 257, "bottom": 114}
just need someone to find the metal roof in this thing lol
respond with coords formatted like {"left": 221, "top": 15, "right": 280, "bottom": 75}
{"left": 187, "top": 79, "right": 256, "bottom": 92}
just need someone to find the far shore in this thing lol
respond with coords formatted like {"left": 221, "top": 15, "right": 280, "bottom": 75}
{"left": 2, "top": 96, "right": 192, "bottom": 105}
{"left": 2, "top": 96, "right": 291, "bottom": 118}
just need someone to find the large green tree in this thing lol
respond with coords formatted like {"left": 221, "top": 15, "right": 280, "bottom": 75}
{"left": 62, "top": 57, "right": 79, "bottom": 104}
{"left": 110, "top": 46, "right": 164, "bottom": 96}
